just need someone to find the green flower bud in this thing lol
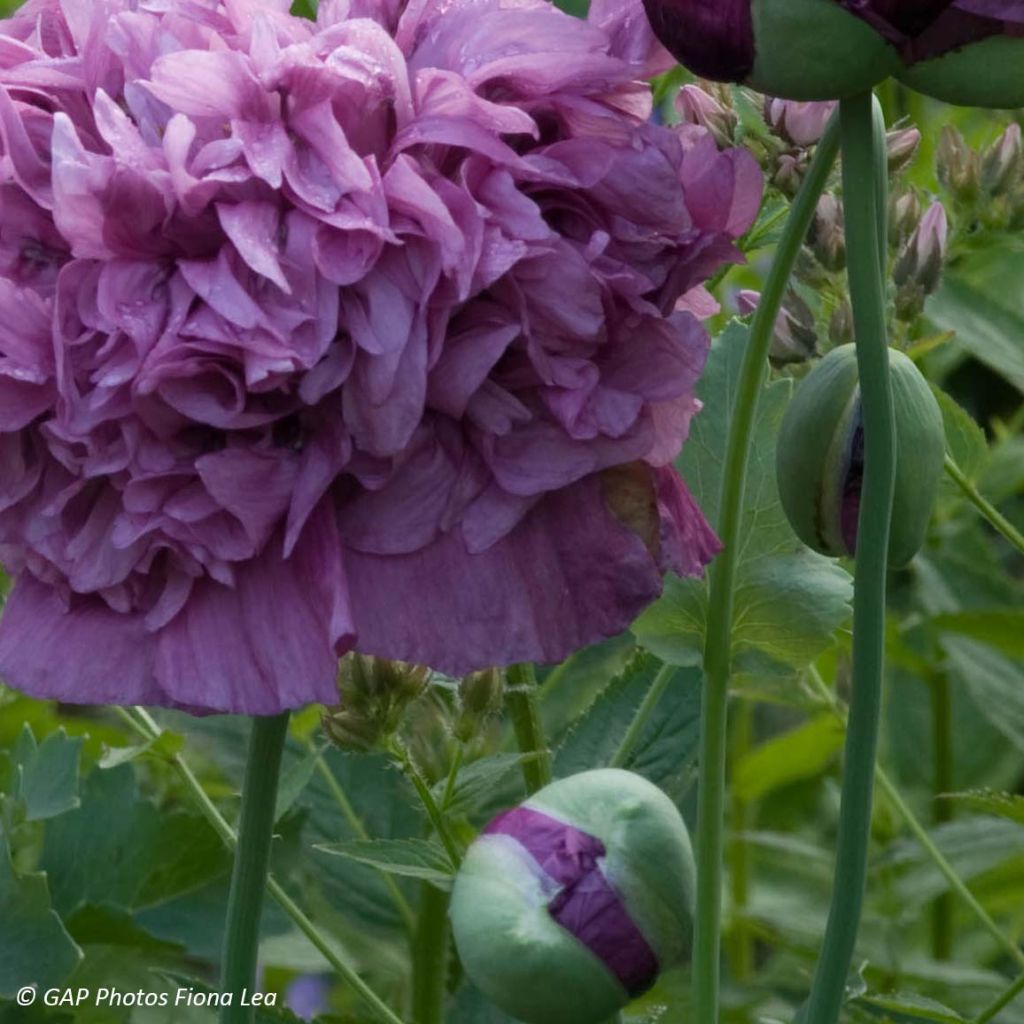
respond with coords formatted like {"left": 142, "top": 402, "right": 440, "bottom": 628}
{"left": 454, "top": 669, "right": 505, "bottom": 743}
{"left": 450, "top": 769, "right": 695, "bottom": 1024}
{"left": 776, "top": 344, "right": 945, "bottom": 568}
{"left": 322, "top": 654, "right": 429, "bottom": 752}
{"left": 898, "top": 36, "right": 1024, "bottom": 111}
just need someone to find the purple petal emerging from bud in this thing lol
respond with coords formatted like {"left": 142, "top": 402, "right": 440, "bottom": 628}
{"left": 839, "top": 416, "right": 865, "bottom": 556}
{"left": 485, "top": 807, "right": 659, "bottom": 996}
{"left": 642, "top": 0, "right": 755, "bottom": 81}
{"left": 838, "top": 0, "right": 1024, "bottom": 60}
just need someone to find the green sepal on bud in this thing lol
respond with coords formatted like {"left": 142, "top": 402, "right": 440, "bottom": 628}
{"left": 450, "top": 769, "right": 696, "bottom": 1024}
{"left": 776, "top": 345, "right": 945, "bottom": 568}
{"left": 454, "top": 668, "right": 505, "bottom": 743}
{"left": 897, "top": 37, "right": 1024, "bottom": 110}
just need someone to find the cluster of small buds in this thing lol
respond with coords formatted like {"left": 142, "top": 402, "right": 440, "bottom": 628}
{"left": 764, "top": 98, "right": 836, "bottom": 148}
{"left": 982, "top": 124, "right": 1022, "bottom": 197}
{"left": 937, "top": 126, "right": 981, "bottom": 203}
{"left": 886, "top": 125, "right": 923, "bottom": 176}
{"left": 737, "top": 289, "right": 818, "bottom": 367}
{"left": 889, "top": 190, "right": 925, "bottom": 249}
{"left": 808, "top": 195, "right": 846, "bottom": 273}
{"left": 894, "top": 203, "right": 949, "bottom": 321}
{"left": 322, "top": 655, "right": 429, "bottom": 753}
{"left": 454, "top": 669, "right": 506, "bottom": 744}
{"left": 675, "top": 83, "right": 738, "bottom": 149}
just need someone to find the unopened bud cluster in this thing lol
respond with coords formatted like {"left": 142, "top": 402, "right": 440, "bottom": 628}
{"left": 322, "top": 655, "right": 429, "bottom": 753}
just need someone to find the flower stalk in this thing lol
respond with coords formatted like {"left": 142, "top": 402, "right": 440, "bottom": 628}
{"left": 506, "top": 664, "right": 552, "bottom": 795}
{"left": 693, "top": 114, "right": 841, "bottom": 1024}
{"left": 802, "top": 90, "right": 897, "bottom": 1024}
{"left": 221, "top": 713, "right": 291, "bottom": 1024}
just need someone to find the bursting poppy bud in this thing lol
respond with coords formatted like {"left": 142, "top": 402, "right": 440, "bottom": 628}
{"left": 776, "top": 345, "right": 945, "bottom": 567}
{"left": 641, "top": 0, "right": 899, "bottom": 100}
{"left": 449, "top": 769, "right": 695, "bottom": 1024}
{"left": 887, "top": 3, "right": 1024, "bottom": 108}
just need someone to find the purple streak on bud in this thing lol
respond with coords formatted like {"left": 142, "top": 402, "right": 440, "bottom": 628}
{"left": 839, "top": 413, "right": 865, "bottom": 556}
{"left": 642, "top": 0, "right": 755, "bottom": 82}
{"left": 485, "top": 807, "right": 659, "bottom": 996}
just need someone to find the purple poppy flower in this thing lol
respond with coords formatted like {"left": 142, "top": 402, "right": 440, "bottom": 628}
{"left": 0, "top": 0, "right": 761, "bottom": 714}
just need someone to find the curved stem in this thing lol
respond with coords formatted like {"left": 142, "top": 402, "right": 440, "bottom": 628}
{"left": 411, "top": 884, "right": 450, "bottom": 1024}
{"left": 115, "top": 707, "right": 407, "bottom": 1024}
{"left": 610, "top": 664, "right": 675, "bottom": 769}
{"left": 221, "top": 713, "right": 291, "bottom": 1024}
{"left": 506, "top": 663, "right": 552, "bottom": 795}
{"left": 395, "top": 742, "right": 463, "bottom": 867}
{"left": 692, "top": 113, "right": 841, "bottom": 1024}
{"left": 804, "top": 91, "right": 897, "bottom": 1024}
{"left": 945, "top": 454, "right": 1024, "bottom": 556}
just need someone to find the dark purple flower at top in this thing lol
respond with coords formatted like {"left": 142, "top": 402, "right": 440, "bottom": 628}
{"left": 0, "top": 0, "right": 762, "bottom": 714}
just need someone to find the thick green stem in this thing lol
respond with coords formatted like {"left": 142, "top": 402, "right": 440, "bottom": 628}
{"left": 945, "top": 454, "right": 1024, "bottom": 556}
{"left": 693, "top": 114, "right": 841, "bottom": 1024}
{"left": 115, "top": 707, "right": 407, "bottom": 1024}
{"left": 610, "top": 664, "right": 675, "bottom": 769}
{"left": 221, "top": 714, "right": 291, "bottom": 1024}
{"left": 727, "top": 701, "right": 755, "bottom": 983}
{"left": 930, "top": 672, "right": 955, "bottom": 960}
{"left": 506, "top": 663, "right": 552, "bottom": 795}
{"left": 411, "top": 884, "right": 450, "bottom": 1024}
{"left": 803, "top": 92, "right": 897, "bottom": 1024}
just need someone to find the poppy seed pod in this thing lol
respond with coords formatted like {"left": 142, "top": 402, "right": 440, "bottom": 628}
{"left": 641, "top": 0, "right": 899, "bottom": 100}
{"left": 776, "top": 345, "right": 945, "bottom": 568}
{"left": 449, "top": 769, "right": 696, "bottom": 1024}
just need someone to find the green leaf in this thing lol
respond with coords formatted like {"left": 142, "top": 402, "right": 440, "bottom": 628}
{"left": 274, "top": 746, "right": 318, "bottom": 824}
{"left": 943, "top": 636, "right": 1024, "bottom": 751}
{"left": 97, "top": 730, "right": 183, "bottom": 770}
{"left": 733, "top": 714, "right": 845, "bottom": 802}
{"left": 884, "top": 817, "right": 1024, "bottom": 908}
{"left": 931, "top": 610, "right": 1024, "bottom": 661}
{"left": 851, "top": 991, "right": 966, "bottom": 1023}
{"left": 633, "top": 324, "right": 853, "bottom": 675}
{"left": 40, "top": 765, "right": 229, "bottom": 916}
{"left": 928, "top": 247, "right": 1024, "bottom": 393}
{"left": 63, "top": 903, "right": 183, "bottom": 953}
{"left": 943, "top": 789, "right": 1024, "bottom": 825}
{"left": 433, "top": 753, "right": 538, "bottom": 817}
{"left": 14, "top": 726, "right": 82, "bottom": 823}
{"left": 314, "top": 838, "right": 455, "bottom": 889}
{"left": 554, "top": 652, "right": 702, "bottom": 789}
{"left": 0, "top": 841, "right": 82, "bottom": 998}
{"left": 931, "top": 385, "right": 988, "bottom": 483}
